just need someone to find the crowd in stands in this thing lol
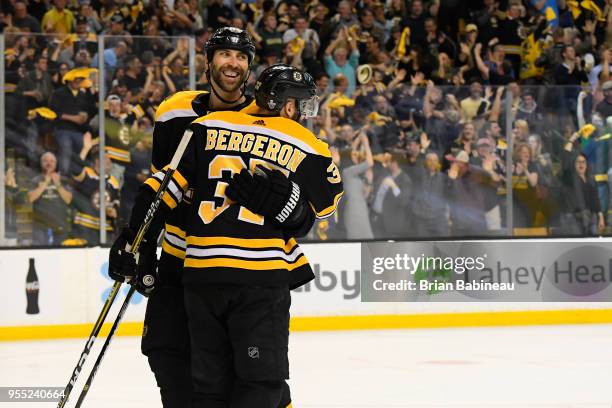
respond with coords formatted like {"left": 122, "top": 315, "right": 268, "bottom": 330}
{"left": 3, "top": 0, "right": 612, "bottom": 244}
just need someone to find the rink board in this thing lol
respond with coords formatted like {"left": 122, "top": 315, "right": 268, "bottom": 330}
{"left": 1, "top": 242, "right": 611, "bottom": 340}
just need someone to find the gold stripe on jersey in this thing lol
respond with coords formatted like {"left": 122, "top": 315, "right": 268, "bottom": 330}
{"left": 311, "top": 191, "right": 344, "bottom": 219}
{"left": 187, "top": 246, "right": 303, "bottom": 262}
{"left": 163, "top": 239, "right": 186, "bottom": 259}
{"left": 108, "top": 175, "right": 120, "bottom": 190}
{"left": 161, "top": 224, "right": 187, "bottom": 259}
{"left": 75, "top": 212, "right": 100, "bottom": 222}
{"left": 72, "top": 167, "right": 119, "bottom": 190}
{"left": 192, "top": 111, "right": 331, "bottom": 158}
{"left": 143, "top": 168, "right": 189, "bottom": 209}
{"left": 144, "top": 178, "right": 179, "bottom": 209}
{"left": 187, "top": 235, "right": 298, "bottom": 253}
{"left": 184, "top": 255, "right": 309, "bottom": 271}
{"left": 73, "top": 168, "right": 87, "bottom": 182}
{"left": 166, "top": 223, "right": 187, "bottom": 239}
{"left": 161, "top": 165, "right": 189, "bottom": 190}
{"left": 73, "top": 166, "right": 98, "bottom": 182}
{"left": 74, "top": 211, "right": 113, "bottom": 231}
{"left": 105, "top": 146, "right": 130, "bottom": 163}
{"left": 151, "top": 171, "right": 185, "bottom": 202}
{"left": 185, "top": 234, "right": 306, "bottom": 270}
{"left": 164, "top": 228, "right": 187, "bottom": 247}
{"left": 155, "top": 91, "right": 208, "bottom": 123}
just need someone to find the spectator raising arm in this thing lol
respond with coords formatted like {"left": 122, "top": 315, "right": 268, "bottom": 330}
{"left": 357, "top": 131, "right": 374, "bottom": 168}
{"left": 346, "top": 26, "right": 358, "bottom": 54}
{"left": 324, "top": 30, "right": 345, "bottom": 58}
{"left": 162, "top": 65, "right": 177, "bottom": 94}
{"left": 488, "top": 85, "right": 505, "bottom": 123}
{"left": 387, "top": 68, "right": 408, "bottom": 91}
{"left": 78, "top": 131, "right": 97, "bottom": 162}
{"left": 565, "top": 130, "right": 580, "bottom": 153}
{"left": 601, "top": 49, "right": 611, "bottom": 84}
{"left": 247, "top": 22, "right": 263, "bottom": 45}
{"left": 142, "top": 65, "right": 156, "bottom": 99}
{"left": 163, "top": 38, "right": 189, "bottom": 67}
{"left": 171, "top": 7, "right": 194, "bottom": 32}
{"left": 321, "top": 104, "right": 337, "bottom": 144}
{"left": 577, "top": 91, "right": 588, "bottom": 129}
{"left": 473, "top": 43, "right": 490, "bottom": 80}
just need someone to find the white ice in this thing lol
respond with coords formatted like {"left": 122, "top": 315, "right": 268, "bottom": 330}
{"left": 1, "top": 324, "right": 612, "bottom": 408}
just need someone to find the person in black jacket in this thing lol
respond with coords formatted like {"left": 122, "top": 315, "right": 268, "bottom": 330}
{"left": 560, "top": 132, "right": 605, "bottom": 235}
{"left": 49, "top": 70, "right": 91, "bottom": 175}
{"left": 554, "top": 45, "right": 589, "bottom": 121}
{"left": 373, "top": 152, "right": 413, "bottom": 238}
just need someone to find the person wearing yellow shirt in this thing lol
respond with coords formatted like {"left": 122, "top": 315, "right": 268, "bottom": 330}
{"left": 460, "top": 80, "right": 490, "bottom": 122}
{"left": 41, "top": 0, "right": 75, "bottom": 34}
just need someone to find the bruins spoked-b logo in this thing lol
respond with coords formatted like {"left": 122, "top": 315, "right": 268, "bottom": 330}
{"left": 248, "top": 346, "right": 260, "bottom": 359}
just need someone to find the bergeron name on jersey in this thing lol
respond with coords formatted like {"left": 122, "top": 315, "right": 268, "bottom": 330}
{"left": 205, "top": 128, "right": 307, "bottom": 173}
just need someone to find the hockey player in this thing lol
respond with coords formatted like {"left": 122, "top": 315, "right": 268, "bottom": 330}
{"left": 108, "top": 27, "right": 257, "bottom": 407}
{"left": 111, "top": 64, "right": 343, "bottom": 407}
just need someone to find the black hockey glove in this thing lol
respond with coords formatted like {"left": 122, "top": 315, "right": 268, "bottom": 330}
{"left": 108, "top": 227, "right": 157, "bottom": 297}
{"left": 226, "top": 166, "right": 306, "bottom": 228}
{"left": 109, "top": 228, "right": 137, "bottom": 282}
{"left": 131, "top": 262, "right": 157, "bottom": 297}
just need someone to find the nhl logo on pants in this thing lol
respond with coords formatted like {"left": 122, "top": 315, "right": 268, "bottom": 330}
{"left": 248, "top": 346, "right": 260, "bottom": 359}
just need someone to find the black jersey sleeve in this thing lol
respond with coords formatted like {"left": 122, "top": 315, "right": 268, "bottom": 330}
{"left": 294, "top": 154, "right": 344, "bottom": 219}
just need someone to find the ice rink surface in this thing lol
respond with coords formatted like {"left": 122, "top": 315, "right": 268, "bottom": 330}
{"left": 1, "top": 324, "right": 612, "bottom": 408}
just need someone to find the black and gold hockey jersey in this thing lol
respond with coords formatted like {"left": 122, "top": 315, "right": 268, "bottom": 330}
{"left": 149, "top": 90, "right": 254, "bottom": 284}
{"left": 72, "top": 165, "right": 120, "bottom": 244}
{"left": 144, "top": 110, "right": 344, "bottom": 287}
{"left": 104, "top": 111, "right": 136, "bottom": 164}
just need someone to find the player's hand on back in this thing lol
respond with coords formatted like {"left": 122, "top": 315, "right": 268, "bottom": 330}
{"left": 226, "top": 166, "right": 303, "bottom": 227}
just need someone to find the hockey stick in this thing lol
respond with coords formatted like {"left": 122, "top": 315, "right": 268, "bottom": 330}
{"left": 68, "top": 129, "right": 194, "bottom": 407}
{"left": 73, "top": 285, "right": 135, "bottom": 407}
{"left": 56, "top": 281, "right": 122, "bottom": 408}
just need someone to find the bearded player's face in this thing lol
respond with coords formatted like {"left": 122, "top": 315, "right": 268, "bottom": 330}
{"left": 210, "top": 49, "right": 249, "bottom": 93}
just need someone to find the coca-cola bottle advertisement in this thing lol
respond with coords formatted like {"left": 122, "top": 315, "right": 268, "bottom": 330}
{"left": 25, "top": 258, "right": 40, "bottom": 314}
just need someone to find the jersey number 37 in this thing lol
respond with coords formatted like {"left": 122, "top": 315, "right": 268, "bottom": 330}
{"left": 199, "top": 155, "right": 289, "bottom": 225}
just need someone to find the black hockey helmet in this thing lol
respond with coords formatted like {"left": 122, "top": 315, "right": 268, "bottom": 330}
{"left": 205, "top": 27, "right": 256, "bottom": 66}
{"left": 255, "top": 64, "right": 319, "bottom": 118}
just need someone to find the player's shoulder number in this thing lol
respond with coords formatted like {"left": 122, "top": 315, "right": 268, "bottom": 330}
{"left": 327, "top": 162, "right": 341, "bottom": 184}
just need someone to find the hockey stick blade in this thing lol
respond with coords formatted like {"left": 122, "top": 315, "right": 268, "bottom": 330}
{"left": 74, "top": 286, "right": 136, "bottom": 407}
{"left": 56, "top": 281, "right": 122, "bottom": 408}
